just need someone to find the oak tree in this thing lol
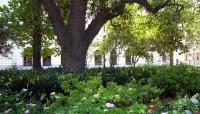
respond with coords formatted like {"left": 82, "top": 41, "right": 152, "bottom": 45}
{"left": 42, "top": 0, "right": 173, "bottom": 72}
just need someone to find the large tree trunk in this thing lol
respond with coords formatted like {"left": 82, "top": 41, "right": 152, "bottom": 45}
{"left": 61, "top": 45, "right": 88, "bottom": 72}
{"left": 32, "top": 0, "right": 42, "bottom": 70}
{"left": 32, "top": 27, "right": 42, "bottom": 70}
{"left": 169, "top": 50, "right": 174, "bottom": 66}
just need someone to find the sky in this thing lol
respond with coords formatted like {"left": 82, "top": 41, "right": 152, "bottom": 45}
{"left": 0, "top": 0, "right": 8, "bottom": 6}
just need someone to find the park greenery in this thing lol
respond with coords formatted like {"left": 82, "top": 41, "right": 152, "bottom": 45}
{"left": 1, "top": 65, "right": 200, "bottom": 113}
{"left": 97, "top": 1, "right": 200, "bottom": 66}
{"left": 0, "top": 0, "right": 200, "bottom": 71}
{"left": 1, "top": 0, "right": 200, "bottom": 113}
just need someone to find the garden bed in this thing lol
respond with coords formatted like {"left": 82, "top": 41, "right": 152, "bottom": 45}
{"left": 0, "top": 64, "right": 200, "bottom": 113}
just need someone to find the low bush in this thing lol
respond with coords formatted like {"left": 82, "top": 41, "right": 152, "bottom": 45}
{"left": 0, "top": 68, "right": 63, "bottom": 108}
{"left": 43, "top": 74, "right": 159, "bottom": 114}
{"left": 87, "top": 65, "right": 158, "bottom": 86}
{"left": 149, "top": 65, "right": 200, "bottom": 98}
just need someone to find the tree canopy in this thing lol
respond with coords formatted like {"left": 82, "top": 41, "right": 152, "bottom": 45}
{"left": 97, "top": 0, "right": 200, "bottom": 66}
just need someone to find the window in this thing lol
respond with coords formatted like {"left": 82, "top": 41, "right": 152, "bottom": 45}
{"left": 125, "top": 51, "right": 131, "bottom": 65}
{"left": 197, "top": 53, "right": 199, "bottom": 61}
{"left": 43, "top": 56, "right": 51, "bottom": 66}
{"left": 162, "top": 54, "right": 166, "bottom": 63}
{"left": 110, "top": 49, "right": 117, "bottom": 66}
{"left": 94, "top": 50, "right": 102, "bottom": 65}
{"left": 23, "top": 57, "right": 32, "bottom": 66}
{"left": 185, "top": 54, "right": 188, "bottom": 61}
{"left": 176, "top": 59, "right": 179, "bottom": 65}
{"left": 150, "top": 54, "right": 154, "bottom": 63}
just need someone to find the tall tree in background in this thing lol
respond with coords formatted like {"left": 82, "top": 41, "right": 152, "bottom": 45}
{"left": 2, "top": 0, "right": 55, "bottom": 69}
{"left": 0, "top": 6, "right": 13, "bottom": 56}
{"left": 98, "top": 0, "right": 199, "bottom": 67}
{"left": 32, "top": 0, "right": 43, "bottom": 69}
{"left": 41, "top": 0, "right": 174, "bottom": 72}
{"left": 152, "top": 0, "right": 200, "bottom": 65}
{"left": 100, "top": 5, "right": 156, "bottom": 67}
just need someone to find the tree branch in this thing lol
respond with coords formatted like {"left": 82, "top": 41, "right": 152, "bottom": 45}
{"left": 123, "top": 0, "right": 172, "bottom": 14}
{"left": 83, "top": 0, "right": 173, "bottom": 48}
{"left": 42, "top": 0, "right": 65, "bottom": 43}
{"left": 83, "top": 3, "right": 125, "bottom": 47}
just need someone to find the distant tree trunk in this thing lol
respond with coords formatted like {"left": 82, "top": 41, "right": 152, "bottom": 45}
{"left": 169, "top": 50, "right": 174, "bottom": 66}
{"left": 32, "top": 0, "right": 42, "bottom": 70}
{"left": 132, "top": 55, "right": 140, "bottom": 68}
{"left": 133, "top": 62, "right": 136, "bottom": 68}
{"left": 103, "top": 53, "right": 106, "bottom": 68}
{"left": 110, "top": 48, "right": 117, "bottom": 68}
{"left": 32, "top": 27, "right": 42, "bottom": 69}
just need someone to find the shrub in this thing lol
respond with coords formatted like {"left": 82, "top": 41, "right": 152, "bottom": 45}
{"left": 1, "top": 64, "right": 200, "bottom": 113}
{"left": 155, "top": 93, "right": 200, "bottom": 114}
{"left": 0, "top": 68, "right": 63, "bottom": 105}
{"left": 87, "top": 65, "right": 158, "bottom": 86}
{"left": 149, "top": 65, "right": 200, "bottom": 97}
{"left": 45, "top": 75, "right": 161, "bottom": 114}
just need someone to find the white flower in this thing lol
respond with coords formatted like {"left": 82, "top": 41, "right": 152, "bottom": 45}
{"left": 28, "top": 103, "right": 36, "bottom": 107}
{"left": 24, "top": 109, "right": 30, "bottom": 114}
{"left": 161, "top": 112, "right": 168, "bottom": 114}
{"left": 190, "top": 97, "right": 199, "bottom": 104}
{"left": 50, "top": 92, "right": 56, "bottom": 96}
{"left": 22, "top": 88, "right": 28, "bottom": 92}
{"left": 106, "top": 102, "right": 115, "bottom": 108}
{"left": 185, "top": 110, "right": 192, "bottom": 114}
{"left": 4, "top": 109, "right": 12, "bottom": 114}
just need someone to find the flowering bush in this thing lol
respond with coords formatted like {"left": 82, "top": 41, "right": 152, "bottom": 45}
{"left": 155, "top": 93, "right": 200, "bottom": 113}
{"left": 0, "top": 90, "right": 43, "bottom": 113}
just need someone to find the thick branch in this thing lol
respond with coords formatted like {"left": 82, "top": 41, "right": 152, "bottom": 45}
{"left": 83, "top": 4, "right": 125, "bottom": 47}
{"left": 83, "top": 0, "right": 172, "bottom": 47}
{"left": 42, "top": 0, "right": 65, "bottom": 43}
{"left": 67, "top": 0, "right": 87, "bottom": 45}
{"left": 124, "top": 0, "right": 172, "bottom": 14}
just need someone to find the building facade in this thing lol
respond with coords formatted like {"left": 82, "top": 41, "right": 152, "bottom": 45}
{"left": 0, "top": 38, "right": 193, "bottom": 70}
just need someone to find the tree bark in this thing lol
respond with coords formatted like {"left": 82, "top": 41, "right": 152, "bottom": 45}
{"left": 32, "top": 0, "right": 42, "bottom": 70}
{"left": 169, "top": 50, "right": 174, "bottom": 66}
{"left": 32, "top": 27, "right": 42, "bottom": 70}
{"left": 61, "top": 45, "right": 88, "bottom": 73}
{"left": 103, "top": 53, "right": 106, "bottom": 68}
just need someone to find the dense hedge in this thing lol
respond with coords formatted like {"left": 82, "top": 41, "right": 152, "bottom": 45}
{"left": 1, "top": 65, "right": 200, "bottom": 98}
{"left": 88, "top": 65, "right": 200, "bottom": 97}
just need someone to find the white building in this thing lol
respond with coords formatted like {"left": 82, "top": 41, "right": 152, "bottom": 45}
{"left": 0, "top": 36, "right": 192, "bottom": 70}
